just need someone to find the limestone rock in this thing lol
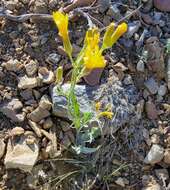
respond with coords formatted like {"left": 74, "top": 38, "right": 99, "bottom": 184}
{"left": 2, "top": 59, "right": 22, "bottom": 72}
{"left": 0, "top": 98, "right": 25, "bottom": 122}
{"left": 38, "top": 67, "right": 54, "bottom": 84}
{"left": 25, "top": 60, "right": 38, "bottom": 77}
{"left": 11, "top": 127, "right": 25, "bottom": 136}
{"left": 18, "top": 76, "right": 39, "bottom": 89}
{"left": 115, "top": 177, "right": 128, "bottom": 187}
{"left": 52, "top": 81, "right": 138, "bottom": 131}
{"left": 29, "top": 95, "right": 51, "bottom": 122}
{"left": 4, "top": 136, "right": 39, "bottom": 172}
{"left": 144, "top": 144, "right": 164, "bottom": 164}
{"left": 28, "top": 120, "right": 42, "bottom": 138}
{"left": 29, "top": 106, "right": 50, "bottom": 123}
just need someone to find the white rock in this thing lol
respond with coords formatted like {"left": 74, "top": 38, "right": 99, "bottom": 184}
{"left": 137, "top": 60, "right": 145, "bottom": 72}
{"left": 150, "top": 134, "right": 160, "bottom": 144}
{"left": 0, "top": 98, "right": 24, "bottom": 123}
{"left": 158, "top": 84, "right": 167, "bottom": 97}
{"left": 4, "top": 136, "right": 39, "bottom": 172}
{"left": 25, "top": 60, "right": 38, "bottom": 76}
{"left": 28, "top": 120, "right": 42, "bottom": 138}
{"left": 38, "top": 67, "right": 54, "bottom": 84}
{"left": 18, "top": 76, "right": 39, "bottom": 89}
{"left": 142, "top": 184, "right": 161, "bottom": 190}
{"left": 2, "top": 59, "right": 21, "bottom": 72}
{"left": 142, "top": 175, "right": 161, "bottom": 190}
{"left": 115, "top": 177, "right": 126, "bottom": 187}
{"left": 144, "top": 144, "right": 164, "bottom": 164}
{"left": 11, "top": 127, "right": 25, "bottom": 136}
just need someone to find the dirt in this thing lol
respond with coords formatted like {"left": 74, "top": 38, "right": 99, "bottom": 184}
{"left": 0, "top": 0, "right": 170, "bottom": 189}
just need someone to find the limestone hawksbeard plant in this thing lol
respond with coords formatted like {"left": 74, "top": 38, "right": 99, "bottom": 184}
{"left": 53, "top": 11, "right": 128, "bottom": 153}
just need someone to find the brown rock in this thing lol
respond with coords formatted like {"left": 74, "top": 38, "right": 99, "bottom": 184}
{"left": 25, "top": 60, "right": 38, "bottom": 77}
{"left": 18, "top": 76, "right": 39, "bottom": 89}
{"left": 57, "top": 46, "right": 67, "bottom": 56}
{"left": 154, "top": 0, "right": 170, "bottom": 12}
{"left": 145, "top": 37, "right": 165, "bottom": 80}
{"left": 0, "top": 139, "right": 5, "bottom": 159}
{"left": 84, "top": 68, "right": 104, "bottom": 86}
{"left": 164, "top": 148, "right": 170, "bottom": 164}
{"left": 145, "top": 101, "right": 158, "bottom": 120}
{"left": 29, "top": 107, "right": 50, "bottom": 123}
{"left": 141, "top": 13, "right": 154, "bottom": 25}
{"left": 43, "top": 117, "right": 53, "bottom": 129}
{"left": 28, "top": 120, "right": 42, "bottom": 138}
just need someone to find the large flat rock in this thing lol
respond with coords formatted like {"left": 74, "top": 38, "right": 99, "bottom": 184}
{"left": 52, "top": 80, "right": 138, "bottom": 131}
{"left": 4, "top": 136, "right": 39, "bottom": 172}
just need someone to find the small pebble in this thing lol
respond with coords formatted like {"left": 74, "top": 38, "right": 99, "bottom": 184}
{"left": 25, "top": 60, "right": 38, "bottom": 77}
{"left": 154, "top": 0, "right": 170, "bottom": 12}
{"left": 144, "top": 77, "right": 159, "bottom": 95}
{"left": 137, "top": 60, "right": 145, "bottom": 72}
{"left": 145, "top": 100, "right": 158, "bottom": 120}
{"left": 158, "top": 84, "right": 167, "bottom": 96}
{"left": 144, "top": 144, "right": 164, "bottom": 164}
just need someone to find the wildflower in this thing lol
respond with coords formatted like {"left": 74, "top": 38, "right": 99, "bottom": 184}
{"left": 52, "top": 11, "right": 72, "bottom": 56}
{"left": 97, "top": 111, "right": 113, "bottom": 119}
{"left": 102, "top": 22, "right": 128, "bottom": 51}
{"left": 83, "top": 27, "right": 106, "bottom": 70}
{"left": 84, "top": 47, "right": 106, "bottom": 70}
{"left": 85, "top": 27, "right": 100, "bottom": 49}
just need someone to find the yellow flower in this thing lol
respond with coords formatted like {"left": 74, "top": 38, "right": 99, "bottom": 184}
{"left": 83, "top": 27, "right": 106, "bottom": 70}
{"left": 85, "top": 27, "right": 100, "bottom": 49}
{"left": 84, "top": 47, "right": 106, "bottom": 69}
{"left": 102, "top": 22, "right": 128, "bottom": 51}
{"left": 97, "top": 111, "right": 113, "bottom": 119}
{"left": 52, "top": 11, "right": 72, "bottom": 56}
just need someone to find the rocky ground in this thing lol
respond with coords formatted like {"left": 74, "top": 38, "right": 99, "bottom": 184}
{"left": 0, "top": 0, "right": 170, "bottom": 189}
